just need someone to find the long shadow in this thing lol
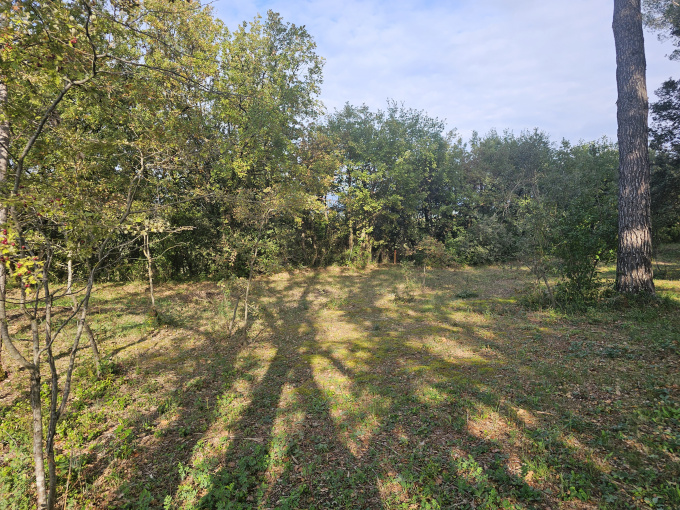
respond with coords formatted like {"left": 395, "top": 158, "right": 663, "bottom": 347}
{"left": 212, "top": 264, "right": 656, "bottom": 508}
{"left": 299, "top": 268, "right": 551, "bottom": 507}
{"left": 48, "top": 283, "right": 250, "bottom": 508}
{"left": 196, "top": 271, "right": 386, "bottom": 509}
{"left": 185, "top": 267, "right": 535, "bottom": 508}
{"left": 56, "top": 265, "right": 679, "bottom": 508}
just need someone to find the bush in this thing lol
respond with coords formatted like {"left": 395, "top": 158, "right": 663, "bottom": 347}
{"left": 446, "top": 216, "right": 518, "bottom": 265}
{"left": 416, "top": 236, "right": 454, "bottom": 268}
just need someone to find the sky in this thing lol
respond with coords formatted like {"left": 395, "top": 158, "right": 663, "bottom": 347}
{"left": 211, "top": 0, "right": 680, "bottom": 143}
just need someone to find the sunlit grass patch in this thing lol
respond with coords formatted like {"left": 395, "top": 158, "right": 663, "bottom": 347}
{"left": 1, "top": 251, "right": 680, "bottom": 509}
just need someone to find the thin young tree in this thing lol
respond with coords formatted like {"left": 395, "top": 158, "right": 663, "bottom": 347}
{"left": 0, "top": 81, "right": 8, "bottom": 378}
{"left": 0, "top": 2, "right": 224, "bottom": 508}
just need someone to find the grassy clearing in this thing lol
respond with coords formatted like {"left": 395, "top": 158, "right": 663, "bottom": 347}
{"left": 1, "top": 248, "right": 679, "bottom": 509}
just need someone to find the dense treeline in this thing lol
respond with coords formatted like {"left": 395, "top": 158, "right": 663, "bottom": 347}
{"left": 3, "top": 1, "right": 679, "bottom": 301}
{"left": 151, "top": 112, "right": 623, "bottom": 305}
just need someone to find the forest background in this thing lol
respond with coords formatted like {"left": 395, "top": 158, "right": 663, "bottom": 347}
{"left": 3, "top": 1, "right": 679, "bottom": 304}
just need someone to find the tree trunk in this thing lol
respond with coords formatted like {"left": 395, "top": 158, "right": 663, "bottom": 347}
{"left": 0, "top": 81, "right": 8, "bottom": 376}
{"left": 228, "top": 296, "right": 240, "bottom": 335}
{"left": 29, "top": 369, "right": 48, "bottom": 509}
{"left": 348, "top": 220, "right": 354, "bottom": 255}
{"left": 142, "top": 234, "right": 156, "bottom": 310}
{"left": 613, "top": 0, "right": 655, "bottom": 294}
{"left": 311, "top": 238, "right": 319, "bottom": 267}
{"left": 84, "top": 323, "right": 101, "bottom": 376}
{"left": 67, "top": 260, "right": 101, "bottom": 376}
{"left": 243, "top": 212, "right": 268, "bottom": 337}
{"left": 66, "top": 259, "right": 73, "bottom": 295}
{"left": 243, "top": 244, "right": 259, "bottom": 332}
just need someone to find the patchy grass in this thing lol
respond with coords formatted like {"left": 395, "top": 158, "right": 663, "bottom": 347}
{"left": 1, "top": 248, "right": 679, "bottom": 509}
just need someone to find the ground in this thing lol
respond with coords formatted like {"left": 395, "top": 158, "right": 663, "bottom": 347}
{"left": 1, "top": 246, "right": 679, "bottom": 509}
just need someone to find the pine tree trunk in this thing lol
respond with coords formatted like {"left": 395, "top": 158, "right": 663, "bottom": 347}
{"left": 613, "top": 0, "right": 655, "bottom": 294}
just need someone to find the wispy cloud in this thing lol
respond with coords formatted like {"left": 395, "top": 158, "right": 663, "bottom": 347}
{"left": 211, "top": 0, "right": 679, "bottom": 142}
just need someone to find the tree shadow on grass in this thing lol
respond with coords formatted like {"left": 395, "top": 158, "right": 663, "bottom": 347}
{"left": 44, "top": 283, "right": 252, "bottom": 508}
{"left": 56, "top": 266, "right": 679, "bottom": 509}
{"left": 180, "top": 267, "right": 591, "bottom": 509}
{"left": 236, "top": 265, "right": 671, "bottom": 508}
{"left": 187, "top": 271, "right": 387, "bottom": 509}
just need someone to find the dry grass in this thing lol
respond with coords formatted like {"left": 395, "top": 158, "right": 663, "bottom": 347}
{"left": 1, "top": 253, "right": 679, "bottom": 509}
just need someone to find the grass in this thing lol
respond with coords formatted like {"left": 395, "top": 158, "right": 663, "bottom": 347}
{"left": 0, "top": 248, "right": 679, "bottom": 509}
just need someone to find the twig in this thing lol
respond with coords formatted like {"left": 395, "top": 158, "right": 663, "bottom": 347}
{"left": 2, "top": 430, "right": 19, "bottom": 448}
{"left": 195, "top": 433, "right": 263, "bottom": 443}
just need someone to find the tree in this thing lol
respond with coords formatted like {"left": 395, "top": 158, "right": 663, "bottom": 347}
{"left": 641, "top": 2, "right": 680, "bottom": 244}
{"left": 322, "top": 102, "right": 463, "bottom": 265}
{"left": 649, "top": 79, "right": 680, "bottom": 243}
{"left": 613, "top": 0, "right": 655, "bottom": 294}
{"left": 643, "top": 0, "right": 680, "bottom": 59}
{"left": 0, "top": 81, "right": 8, "bottom": 379}
{"left": 452, "top": 129, "right": 552, "bottom": 265}
{"left": 154, "top": 11, "right": 326, "bottom": 279}
{"left": 530, "top": 140, "right": 619, "bottom": 307}
{"left": 0, "top": 2, "right": 225, "bottom": 507}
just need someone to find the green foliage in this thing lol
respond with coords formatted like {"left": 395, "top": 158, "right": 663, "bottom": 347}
{"left": 415, "top": 236, "right": 453, "bottom": 268}
{"left": 0, "top": 404, "right": 33, "bottom": 510}
{"left": 195, "top": 444, "right": 271, "bottom": 509}
{"left": 649, "top": 79, "right": 680, "bottom": 243}
{"left": 113, "top": 423, "right": 135, "bottom": 460}
{"left": 322, "top": 102, "right": 464, "bottom": 263}
{"left": 447, "top": 215, "right": 517, "bottom": 265}
{"left": 516, "top": 140, "right": 618, "bottom": 308}
{"left": 550, "top": 143, "right": 617, "bottom": 306}
{"left": 644, "top": 0, "right": 680, "bottom": 60}
{"left": 0, "top": 457, "right": 33, "bottom": 510}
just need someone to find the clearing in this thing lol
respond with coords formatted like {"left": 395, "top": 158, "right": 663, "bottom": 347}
{"left": 1, "top": 247, "right": 679, "bottom": 509}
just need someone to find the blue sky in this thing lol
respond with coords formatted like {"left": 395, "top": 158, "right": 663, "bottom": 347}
{"left": 211, "top": 0, "right": 679, "bottom": 143}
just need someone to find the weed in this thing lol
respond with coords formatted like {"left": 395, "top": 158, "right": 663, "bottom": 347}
{"left": 113, "top": 423, "right": 135, "bottom": 459}
{"left": 0, "top": 410, "right": 33, "bottom": 510}
{"left": 325, "top": 295, "right": 348, "bottom": 309}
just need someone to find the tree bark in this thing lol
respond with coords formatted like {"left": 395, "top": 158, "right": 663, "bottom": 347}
{"left": 30, "top": 369, "right": 48, "bottom": 510}
{"left": 613, "top": 0, "right": 656, "bottom": 294}
{"left": 0, "top": 83, "right": 7, "bottom": 211}
{"left": 142, "top": 234, "right": 156, "bottom": 311}
{"left": 0, "top": 81, "right": 8, "bottom": 376}
{"left": 67, "top": 259, "right": 101, "bottom": 376}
